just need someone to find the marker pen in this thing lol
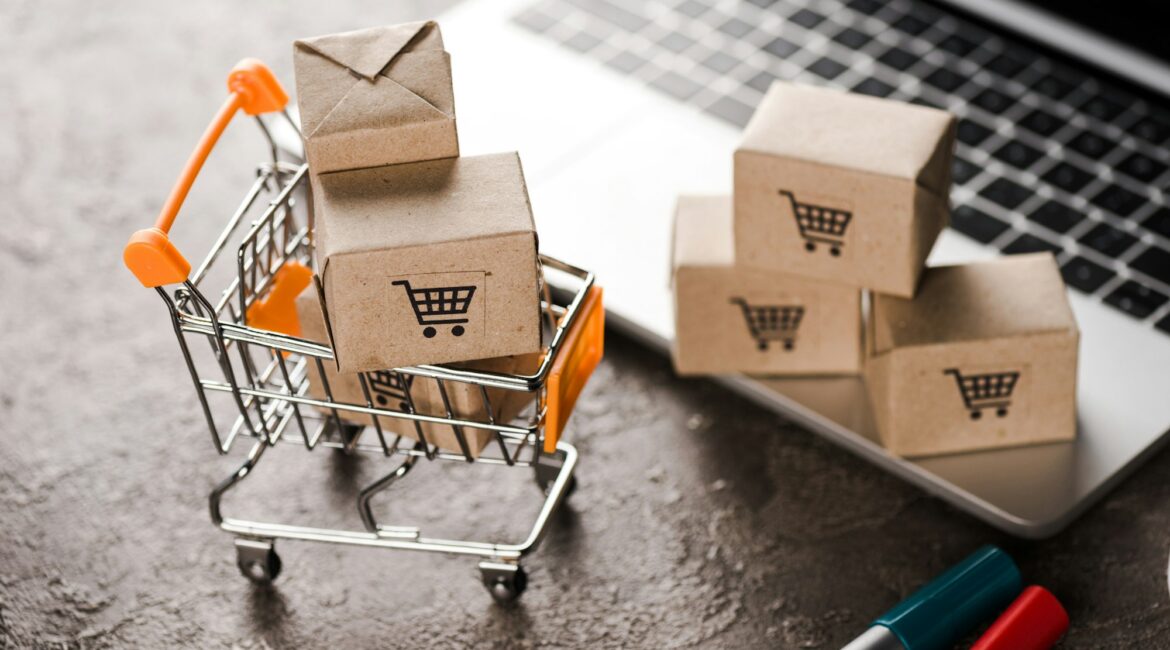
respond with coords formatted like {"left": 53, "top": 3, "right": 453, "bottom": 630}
{"left": 842, "top": 546, "right": 1022, "bottom": 650}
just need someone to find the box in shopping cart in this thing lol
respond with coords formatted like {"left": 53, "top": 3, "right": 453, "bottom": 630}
{"left": 295, "top": 283, "right": 539, "bottom": 457}
{"left": 293, "top": 21, "right": 457, "bottom": 174}
{"left": 864, "top": 254, "right": 1079, "bottom": 457}
{"left": 734, "top": 82, "right": 956, "bottom": 298}
{"left": 313, "top": 152, "right": 542, "bottom": 372}
{"left": 671, "top": 195, "right": 862, "bottom": 376}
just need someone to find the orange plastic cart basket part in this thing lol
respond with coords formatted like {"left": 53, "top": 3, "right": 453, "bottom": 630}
{"left": 544, "top": 287, "right": 605, "bottom": 453}
{"left": 123, "top": 59, "right": 288, "bottom": 288}
{"left": 246, "top": 262, "right": 313, "bottom": 338}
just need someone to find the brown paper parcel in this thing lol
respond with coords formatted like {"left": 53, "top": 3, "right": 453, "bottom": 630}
{"left": 864, "top": 253, "right": 1079, "bottom": 458}
{"left": 734, "top": 82, "right": 957, "bottom": 298}
{"left": 295, "top": 282, "right": 539, "bottom": 457}
{"left": 671, "top": 195, "right": 862, "bottom": 376}
{"left": 313, "top": 152, "right": 542, "bottom": 373}
{"left": 294, "top": 21, "right": 457, "bottom": 174}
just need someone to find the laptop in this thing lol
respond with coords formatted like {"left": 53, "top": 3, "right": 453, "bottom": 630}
{"left": 281, "top": 0, "right": 1170, "bottom": 538}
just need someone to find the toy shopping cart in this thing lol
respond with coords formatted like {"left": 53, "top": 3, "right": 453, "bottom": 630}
{"left": 730, "top": 298, "right": 804, "bottom": 351}
{"left": 944, "top": 368, "right": 1020, "bottom": 419}
{"left": 121, "top": 60, "right": 604, "bottom": 602}
{"left": 392, "top": 279, "right": 476, "bottom": 338}
{"left": 779, "top": 189, "right": 852, "bottom": 256}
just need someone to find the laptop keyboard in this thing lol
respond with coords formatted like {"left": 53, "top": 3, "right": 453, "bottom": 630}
{"left": 513, "top": 0, "right": 1170, "bottom": 335}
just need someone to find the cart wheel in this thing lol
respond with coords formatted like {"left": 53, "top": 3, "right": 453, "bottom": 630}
{"left": 757, "top": 340, "right": 768, "bottom": 351}
{"left": 537, "top": 474, "right": 578, "bottom": 500}
{"left": 830, "top": 246, "right": 841, "bottom": 257}
{"left": 235, "top": 539, "right": 281, "bottom": 584}
{"left": 423, "top": 326, "right": 437, "bottom": 338}
{"left": 783, "top": 340, "right": 794, "bottom": 351}
{"left": 452, "top": 325, "right": 465, "bottom": 337}
{"left": 996, "top": 407, "right": 1008, "bottom": 417}
{"left": 480, "top": 562, "right": 527, "bottom": 603}
{"left": 970, "top": 410, "right": 982, "bottom": 420}
{"left": 805, "top": 242, "right": 816, "bottom": 252}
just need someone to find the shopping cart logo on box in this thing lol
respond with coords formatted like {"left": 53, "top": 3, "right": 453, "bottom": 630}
{"left": 944, "top": 368, "right": 1021, "bottom": 419}
{"left": 779, "top": 189, "right": 853, "bottom": 257}
{"left": 392, "top": 279, "right": 477, "bottom": 339}
{"left": 731, "top": 298, "right": 804, "bottom": 351}
{"left": 366, "top": 370, "right": 414, "bottom": 409}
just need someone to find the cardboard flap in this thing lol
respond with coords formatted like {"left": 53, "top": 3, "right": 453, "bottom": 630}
{"left": 294, "top": 21, "right": 440, "bottom": 81}
{"left": 311, "top": 72, "right": 452, "bottom": 139}
{"left": 381, "top": 50, "right": 455, "bottom": 117}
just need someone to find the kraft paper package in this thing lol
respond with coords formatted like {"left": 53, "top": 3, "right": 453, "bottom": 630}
{"left": 295, "top": 283, "right": 540, "bottom": 458}
{"left": 293, "top": 21, "right": 458, "bottom": 174}
{"left": 312, "top": 152, "right": 542, "bottom": 373}
{"left": 864, "top": 253, "right": 1080, "bottom": 457}
{"left": 734, "top": 82, "right": 957, "bottom": 298}
{"left": 671, "top": 195, "right": 862, "bottom": 376}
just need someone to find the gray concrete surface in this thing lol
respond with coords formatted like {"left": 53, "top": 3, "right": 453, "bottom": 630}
{"left": 3, "top": 1, "right": 1170, "bottom": 647}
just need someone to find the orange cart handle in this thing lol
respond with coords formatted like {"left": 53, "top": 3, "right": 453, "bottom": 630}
{"left": 544, "top": 287, "right": 605, "bottom": 453}
{"left": 123, "top": 59, "right": 289, "bottom": 288}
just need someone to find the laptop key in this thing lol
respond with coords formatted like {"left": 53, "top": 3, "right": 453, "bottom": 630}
{"left": 924, "top": 68, "right": 967, "bottom": 93}
{"left": 952, "top": 157, "right": 979, "bottom": 184}
{"left": 650, "top": 71, "right": 703, "bottom": 100}
{"left": 763, "top": 36, "right": 800, "bottom": 59}
{"left": 1104, "top": 281, "right": 1168, "bottom": 319}
{"left": 972, "top": 88, "right": 1013, "bottom": 114}
{"left": 892, "top": 13, "right": 930, "bottom": 35}
{"left": 659, "top": 32, "right": 696, "bottom": 54}
{"left": 986, "top": 53, "right": 1027, "bottom": 78}
{"left": 1079, "top": 222, "right": 1138, "bottom": 257}
{"left": 878, "top": 46, "right": 918, "bottom": 71}
{"left": 702, "top": 51, "right": 740, "bottom": 74}
{"left": 1061, "top": 257, "right": 1114, "bottom": 293}
{"left": 604, "top": 50, "right": 648, "bottom": 74}
{"left": 567, "top": 0, "right": 649, "bottom": 31}
{"left": 1043, "top": 162, "right": 1096, "bottom": 193}
{"left": 852, "top": 78, "right": 895, "bottom": 98}
{"left": 833, "top": 27, "right": 871, "bottom": 49}
{"left": 845, "top": 0, "right": 882, "bottom": 13}
{"left": 1091, "top": 184, "right": 1147, "bottom": 217}
{"left": 1143, "top": 208, "right": 1170, "bottom": 239}
{"left": 993, "top": 141, "right": 1044, "bottom": 168}
{"left": 937, "top": 33, "right": 978, "bottom": 57}
{"left": 957, "top": 120, "right": 994, "bottom": 146}
{"left": 676, "top": 0, "right": 710, "bottom": 17}
{"left": 1068, "top": 131, "right": 1112, "bottom": 160}
{"left": 1130, "top": 247, "right": 1170, "bottom": 286}
{"left": 808, "top": 57, "right": 847, "bottom": 80}
{"left": 1081, "top": 94, "right": 1127, "bottom": 123}
{"left": 1003, "top": 233, "right": 1061, "bottom": 255}
{"left": 514, "top": 8, "right": 557, "bottom": 33}
{"left": 719, "top": 17, "right": 753, "bottom": 38}
{"left": 1028, "top": 200, "right": 1082, "bottom": 233}
{"left": 1020, "top": 109, "right": 1064, "bottom": 137}
{"left": 746, "top": 70, "right": 779, "bottom": 93}
{"left": 1117, "top": 151, "right": 1167, "bottom": 183}
{"left": 705, "top": 96, "right": 755, "bottom": 128}
{"left": 1034, "top": 74, "right": 1075, "bottom": 100}
{"left": 1129, "top": 115, "right": 1170, "bottom": 144}
{"left": 563, "top": 31, "right": 602, "bottom": 53}
{"left": 788, "top": 8, "right": 825, "bottom": 29}
{"left": 980, "top": 177, "right": 1032, "bottom": 210}
{"left": 951, "top": 205, "right": 1010, "bottom": 243}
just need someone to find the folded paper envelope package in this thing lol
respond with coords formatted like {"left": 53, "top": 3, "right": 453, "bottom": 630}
{"left": 293, "top": 21, "right": 458, "bottom": 173}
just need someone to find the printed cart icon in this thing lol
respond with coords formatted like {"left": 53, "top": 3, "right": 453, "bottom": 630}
{"left": 393, "top": 279, "right": 477, "bottom": 338}
{"left": 944, "top": 368, "right": 1020, "bottom": 419}
{"left": 366, "top": 370, "right": 413, "bottom": 409}
{"left": 731, "top": 298, "right": 804, "bottom": 351}
{"left": 779, "top": 189, "right": 852, "bottom": 256}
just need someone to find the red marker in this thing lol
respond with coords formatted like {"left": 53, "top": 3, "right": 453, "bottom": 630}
{"left": 970, "top": 585, "right": 1069, "bottom": 650}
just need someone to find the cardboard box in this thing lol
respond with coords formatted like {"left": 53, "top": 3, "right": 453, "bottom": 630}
{"left": 313, "top": 152, "right": 542, "bottom": 373}
{"left": 734, "top": 82, "right": 957, "bottom": 298}
{"left": 294, "top": 21, "right": 457, "bottom": 174}
{"left": 671, "top": 195, "right": 862, "bottom": 376}
{"left": 864, "top": 254, "right": 1079, "bottom": 457}
{"left": 295, "top": 283, "right": 539, "bottom": 457}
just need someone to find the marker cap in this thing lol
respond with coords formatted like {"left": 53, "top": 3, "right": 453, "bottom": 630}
{"left": 970, "top": 585, "right": 1069, "bottom": 650}
{"left": 874, "top": 545, "right": 1022, "bottom": 650}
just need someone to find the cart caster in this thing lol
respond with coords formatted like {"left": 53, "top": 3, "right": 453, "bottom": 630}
{"left": 479, "top": 561, "right": 527, "bottom": 603}
{"left": 452, "top": 325, "right": 465, "bottom": 336}
{"left": 235, "top": 538, "right": 281, "bottom": 584}
{"left": 996, "top": 407, "right": 1008, "bottom": 417}
{"left": 805, "top": 242, "right": 816, "bottom": 252}
{"left": 533, "top": 450, "right": 575, "bottom": 499}
{"left": 830, "top": 246, "right": 841, "bottom": 257}
{"left": 423, "top": 326, "right": 437, "bottom": 338}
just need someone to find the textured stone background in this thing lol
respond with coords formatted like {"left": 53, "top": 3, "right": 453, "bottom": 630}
{"left": 2, "top": 1, "right": 1170, "bottom": 647}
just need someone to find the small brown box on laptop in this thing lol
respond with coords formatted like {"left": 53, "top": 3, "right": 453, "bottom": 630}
{"left": 312, "top": 152, "right": 542, "bottom": 374}
{"left": 864, "top": 254, "right": 1080, "bottom": 457}
{"left": 293, "top": 21, "right": 458, "bottom": 174}
{"left": 295, "top": 283, "right": 539, "bottom": 458}
{"left": 671, "top": 195, "right": 862, "bottom": 376}
{"left": 734, "top": 82, "right": 957, "bottom": 298}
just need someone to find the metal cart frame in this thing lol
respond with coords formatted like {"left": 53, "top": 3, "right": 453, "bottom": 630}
{"left": 122, "top": 60, "right": 605, "bottom": 602}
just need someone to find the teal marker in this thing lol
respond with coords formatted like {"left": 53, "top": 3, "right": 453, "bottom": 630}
{"left": 842, "top": 546, "right": 1022, "bottom": 650}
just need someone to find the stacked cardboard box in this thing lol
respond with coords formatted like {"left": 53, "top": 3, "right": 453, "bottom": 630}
{"left": 285, "top": 21, "right": 545, "bottom": 456}
{"left": 673, "top": 82, "right": 1080, "bottom": 457}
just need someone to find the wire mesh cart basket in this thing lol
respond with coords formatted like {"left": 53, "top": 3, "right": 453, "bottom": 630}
{"left": 779, "top": 189, "right": 852, "bottom": 256}
{"left": 944, "top": 368, "right": 1019, "bottom": 420}
{"left": 121, "top": 60, "right": 605, "bottom": 602}
{"left": 730, "top": 298, "right": 804, "bottom": 351}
